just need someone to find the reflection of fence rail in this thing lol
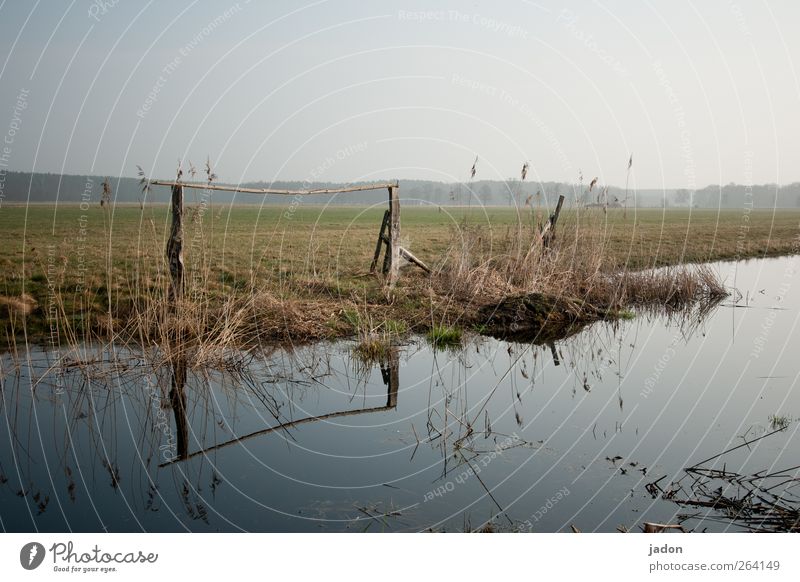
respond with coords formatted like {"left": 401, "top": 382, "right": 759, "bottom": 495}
{"left": 150, "top": 179, "right": 403, "bottom": 290}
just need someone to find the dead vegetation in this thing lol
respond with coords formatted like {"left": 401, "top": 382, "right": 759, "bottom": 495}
{"left": 0, "top": 294, "right": 37, "bottom": 318}
{"left": 647, "top": 428, "right": 800, "bottom": 532}
{"left": 433, "top": 209, "right": 727, "bottom": 340}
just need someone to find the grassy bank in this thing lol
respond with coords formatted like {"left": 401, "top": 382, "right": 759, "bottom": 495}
{"left": 1, "top": 204, "right": 797, "bottom": 352}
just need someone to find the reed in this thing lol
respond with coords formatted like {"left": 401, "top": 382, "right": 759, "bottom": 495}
{"left": 431, "top": 206, "right": 728, "bottom": 328}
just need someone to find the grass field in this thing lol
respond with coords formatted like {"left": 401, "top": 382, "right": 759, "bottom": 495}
{"left": 1, "top": 203, "right": 798, "bottom": 348}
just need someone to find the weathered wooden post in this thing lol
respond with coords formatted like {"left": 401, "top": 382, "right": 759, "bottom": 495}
{"left": 387, "top": 183, "right": 400, "bottom": 287}
{"left": 166, "top": 184, "right": 184, "bottom": 302}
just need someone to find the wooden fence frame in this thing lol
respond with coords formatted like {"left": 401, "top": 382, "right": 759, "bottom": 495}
{"left": 149, "top": 179, "right": 402, "bottom": 292}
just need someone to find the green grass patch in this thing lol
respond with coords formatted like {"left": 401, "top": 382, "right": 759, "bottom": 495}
{"left": 352, "top": 334, "right": 393, "bottom": 364}
{"left": 382, "top": 319, "right": 408, "bottom": 335}
{"left": 617, "top": 309, "right": 635, "bottom": 320}
{"left": 426, "top": 324, "right": 463, "bottom": 350}
{"left": 342, "top": 308, "right": 361, "bottom": 330}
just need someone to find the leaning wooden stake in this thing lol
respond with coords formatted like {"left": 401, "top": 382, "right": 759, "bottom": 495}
{"left": 522, "top": 194, "right": 566, "bottom": 263}
{"left": 541, "top": 194, "right": 565, "bottom": 247}
{"left": 166, "top": 184, "right": 184, "bottom": 302}
{"left": 387, "top": 185, "right": 401, "bottom": 287}
{"left": 370, "top": 210, "right": 390, "bottom": 273}
{"left": 399, "top": 247, "right": 431, "bottom": 274}
{"left": 382, "top": 233, "right": 392, "bottom": 276}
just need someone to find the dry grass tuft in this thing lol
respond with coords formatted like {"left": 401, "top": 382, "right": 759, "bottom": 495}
{"left": 0, "top": 294, "right": 37, "bottom": 317}
{"left": 432, "top": 209, "right": 728, "bottom": 330}
{"left": 614, "top": 264, "right": 727, "bottom": 307}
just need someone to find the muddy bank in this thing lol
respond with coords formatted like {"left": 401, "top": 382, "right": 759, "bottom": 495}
{"left": 473, "top": 293, "right": 610, "bottom": 344}
{"left": 1, "top": 261, "right": 729, "bottom": 353}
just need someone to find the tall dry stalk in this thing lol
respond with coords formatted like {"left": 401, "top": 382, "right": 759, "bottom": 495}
{"left": 624, "top": 154, "right": 633, "bottom": 220}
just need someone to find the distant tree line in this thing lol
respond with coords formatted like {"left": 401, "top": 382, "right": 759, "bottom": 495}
{"left": 1, "top": 171, "right": 798, "bottom": 209}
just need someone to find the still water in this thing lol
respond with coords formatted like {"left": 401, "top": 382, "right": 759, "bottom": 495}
{"left": 2, "top": 256, "right": 799, "bottom": 532}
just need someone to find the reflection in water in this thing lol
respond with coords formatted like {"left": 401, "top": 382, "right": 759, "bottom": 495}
{"left": 2, "top": 257, "right": 800, "bottom": 532}
{"left": 170, "top": 356, "right": 189, "bottom": 462}
{"left": 648, "top": 426, "right": 800, "bottom": 532}
{"left": 161, "top": 349, "right": 400, "bottom": 467}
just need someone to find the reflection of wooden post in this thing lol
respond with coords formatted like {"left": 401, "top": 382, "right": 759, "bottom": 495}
{"left": 167, "top": 184, "right": 184, "bottom": 302}
{"left": 170, "top": 357, "right": 188, "bottom": 461}
{"left": 380, "top": 349, "right": 400, "bottom": 408}
{"left": 548, "top": 341, "right": 560, "bottom": 366}
{"left": 387, "top": 185, "right": 400, "bottom": 287}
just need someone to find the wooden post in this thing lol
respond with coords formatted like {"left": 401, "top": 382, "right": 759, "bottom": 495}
{"left": 167, "top": 185, "right": 186, "bottom": 460}
{"left": 387, "top": 185, "right": 400, "bottom": 287}
{"left": 167, "top": 184, "right": 184, "bottom": 302}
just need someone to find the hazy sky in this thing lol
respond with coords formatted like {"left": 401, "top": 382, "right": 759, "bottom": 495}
{"left": 1, "top": 0, "right": 799, "bottom": 189}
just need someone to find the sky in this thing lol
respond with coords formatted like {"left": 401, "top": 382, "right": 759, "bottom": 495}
{"left": 1, "top": 0, "right": 799, "bottom": 190}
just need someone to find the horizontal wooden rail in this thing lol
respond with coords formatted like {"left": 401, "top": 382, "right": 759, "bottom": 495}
{"left": 149, "top": 179, "right": 398, "bottom": 196}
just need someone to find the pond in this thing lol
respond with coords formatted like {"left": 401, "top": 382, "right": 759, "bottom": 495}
{"left": 2, "top": 256, "right": 799, "bottom": 532}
